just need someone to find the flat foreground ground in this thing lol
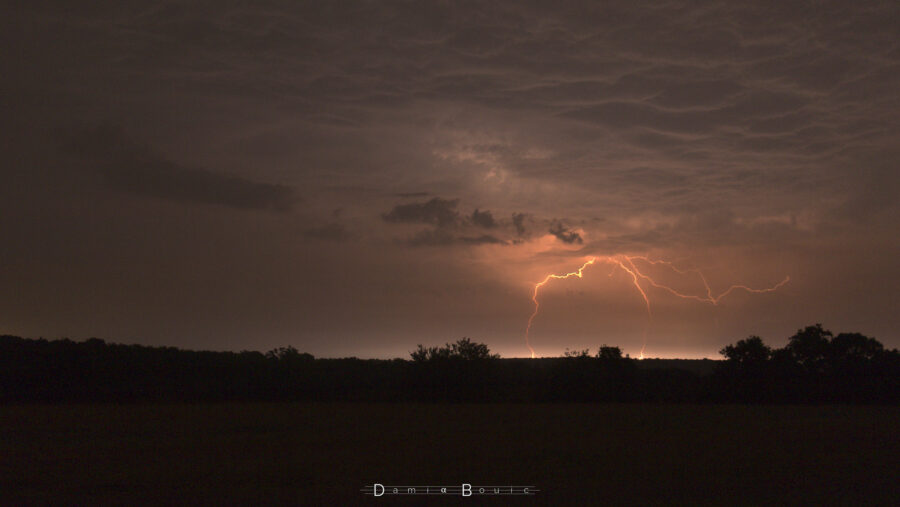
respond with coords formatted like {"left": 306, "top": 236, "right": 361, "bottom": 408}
{"left": 1, "top": 403, "right": 898, "bottom": 505}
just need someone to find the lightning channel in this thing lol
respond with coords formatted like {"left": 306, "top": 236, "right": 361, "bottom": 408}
{"left": 525, "top": 255, "right": 789, "bottom": 358}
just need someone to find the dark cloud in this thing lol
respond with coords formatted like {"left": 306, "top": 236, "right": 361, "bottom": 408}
{"left": 382, "top": 197, "right": 460, "bottom": 228}
{"left": 549, "top": 220, "right": 583, "bottom": 244}
{"left": 512, "top": 213, "right": 528, "bottom": 236}
{"left": 64, "top": 126, "right": 295, "bottom": 212}
{"left": 384, "top": 199, "right": 507, "bottom": 246}
{"left": 470, "top": 208, "right": 496, "bottom": 228}
{"left": 460, "top": 234, "right": 505, "bottom": 245}
{"left": 406, "top": 229, "right": 505, "bottom": 247}
{"left": 406, "top": 229, "right": 455, "bottom": 247}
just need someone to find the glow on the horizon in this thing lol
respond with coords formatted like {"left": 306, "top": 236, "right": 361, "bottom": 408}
{"left": 525, "top": 255, "right": 789, "bottom": 358}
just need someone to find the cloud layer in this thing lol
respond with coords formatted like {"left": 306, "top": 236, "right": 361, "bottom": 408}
{"left": 2, "top": 1, "right": 898, "bottom": 357}
{"left": 64, "top": 126, "right": 295, "bottom": 212}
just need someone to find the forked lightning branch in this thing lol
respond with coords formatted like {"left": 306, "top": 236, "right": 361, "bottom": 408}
{"left": 525, "top": 255, "right": 790, "bottom": 358}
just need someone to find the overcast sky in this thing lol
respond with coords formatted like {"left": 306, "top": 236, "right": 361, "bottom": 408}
{"left": 3, "top": 1, "right": 898, "bottom": 358}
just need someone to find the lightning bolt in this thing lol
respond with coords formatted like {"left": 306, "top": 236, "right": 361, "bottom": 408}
{"left": 626, "top": 255, "right": 790, "bottom": 305}
{"left": 526, "top": 258, "right": 597, "bottom": 359}
{"left": 525, "top": 255, "right": 789, "bottom": 358}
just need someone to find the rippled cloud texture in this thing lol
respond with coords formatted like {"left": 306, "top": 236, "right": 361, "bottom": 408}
{"left": 3, "top": 1, "right": 898, "bottom": 357}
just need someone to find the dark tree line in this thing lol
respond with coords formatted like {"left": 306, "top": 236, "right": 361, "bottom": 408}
{"left": 713, "top": 324, "right": 900, "bottom": 402}
{"left": 1, "top": 325, "right": 897, "bottom": 404}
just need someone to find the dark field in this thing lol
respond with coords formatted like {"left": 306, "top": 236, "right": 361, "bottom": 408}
{"left": 2, "top": 403, "right": 898, "bottom": 505}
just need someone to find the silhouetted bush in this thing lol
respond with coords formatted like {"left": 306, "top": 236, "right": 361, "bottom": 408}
{"left": 1, "top": 325, "right": 897, "bottom": 404}
{"left": 410, "top": 337, "right": 500, "bottom": 362}
{"left": 713, "top": 324, "right": 900, "bottom": 403}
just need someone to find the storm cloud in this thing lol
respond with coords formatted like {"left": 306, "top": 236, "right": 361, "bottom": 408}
{"left": 470, "top": 209, "right": 496, "bottom": 229}
{"left": 549, "top": 221, "right": 583, "bottom": 245}
{"left": 382, "top": 198, "right": 461, "bottom": 228}
{"left": 383, "top": 197, "right": 509, "bottom": 247}
{"left": 3, "top": 1, "right": 899, "bottom": 358}
{"left": 64, "top": 126, "right": 295, "bottom": 212}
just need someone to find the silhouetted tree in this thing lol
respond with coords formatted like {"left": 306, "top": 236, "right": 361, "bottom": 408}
{"left": 785, "top": 324, "right": 832, "bottom": 372}
{"left": 713, "top": 325, "right": 900, "bottom": 403}
{"left": 595, "top": 344, "right": 636, "bottom": 395}
{"left": 266, "top": 345, "right": 314, "bottom": 363}
{"left": 409, "top": 344, "right": 449, "bottom": 362}
{"left": 450, "top": 337, "right": 499, "bottom": 360}
{"left": 716, "top": 335, "right": 775, "bottom": 402}
{"left": 563, "top": 348, "right": 591, "bottom": 358}
{"left": 830, "top": 332, "right": 883, "bottom": 362}
{"left": 409, "top": 338, "right": 498, "bottom": 361}
{"left": 720, "top": 336, "right": 771, "bottom": 365}
{"left": 596, "top": 345, "right": 624, "bottom": 361}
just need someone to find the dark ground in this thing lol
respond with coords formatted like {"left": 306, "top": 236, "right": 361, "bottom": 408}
{"left": 1, "top": 403, "right": 898, "bottom": 505}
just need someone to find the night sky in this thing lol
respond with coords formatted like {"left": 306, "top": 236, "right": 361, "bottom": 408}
{"left": 3, "top": 1, "right": 898, "bottom": 358}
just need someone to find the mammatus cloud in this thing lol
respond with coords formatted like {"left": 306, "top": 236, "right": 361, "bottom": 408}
{"left": 30, "top": 2, "right": 900, "bottom": 237}
{"left": 64, "top": 126, "right": 295, "bottom": 212}
{"left": 549, "top": 220, "right": 583, "bottom": 244}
